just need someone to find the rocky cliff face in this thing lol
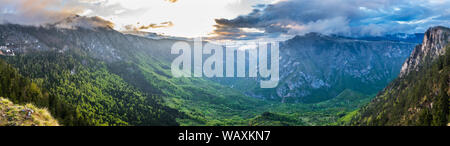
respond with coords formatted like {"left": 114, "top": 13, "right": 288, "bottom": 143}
{"left": 400, "top": 26, "right": 450, "bottom": 77}
{"left": 350, "top": 26, "right": 450, "bottom": 126}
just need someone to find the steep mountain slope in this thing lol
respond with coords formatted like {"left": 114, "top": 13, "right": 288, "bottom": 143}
{"left": 349, "top": 26, "right": 450, "bottom": 126}
{"left": 215, "top": 33, "right": 417, "bottom": 103}
{"left": 0, "top": 97, "right": 58, "bottom": 126}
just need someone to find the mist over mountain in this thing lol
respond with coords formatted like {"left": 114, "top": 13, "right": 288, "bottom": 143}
{"left": 400, "top": 27, "right": 450, "bottom": 77}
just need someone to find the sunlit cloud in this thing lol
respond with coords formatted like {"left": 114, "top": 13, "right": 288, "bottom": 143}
{"left": 0, "top": 0, "right": 87, "bottom": 25}
{"left": 97, "top": 0, "right": 279, "bottom": 38}
{"left": 1, "top": 0, "right": 446, "bottom": 40}
{"left": 0, "top": 0, "right": 279, "bottom": 38}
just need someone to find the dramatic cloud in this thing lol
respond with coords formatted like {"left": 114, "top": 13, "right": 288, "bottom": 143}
{"left": 211, "top": 0, "right": 450, "bottom": 40}
{"left": 124, "top": 21, "right": 174, "bottom": 32}
{"left": 0, "top": 0, "right": 282, "bottom": 38}
{"left": 0, "top": 0, "right": 144, "bottom": 26}
{"left": 0, "top": 0, "right": 85, "bottom": 25}
{"left": 166, "top": 0, "right": 178, "bottom": 3}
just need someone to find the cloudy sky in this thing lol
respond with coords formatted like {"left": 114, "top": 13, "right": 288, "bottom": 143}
{"left": 0, "top": 0, "right": 449, "bottom": 40}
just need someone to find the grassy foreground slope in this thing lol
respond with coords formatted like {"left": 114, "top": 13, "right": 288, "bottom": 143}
{"left": 0, "top": 97, "right": 58, "bottom": 126}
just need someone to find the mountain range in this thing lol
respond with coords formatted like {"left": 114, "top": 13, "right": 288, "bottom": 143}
{"left": 0, "top": 16, "right": 447, "bottom": 126}
{"left": 213, "top": 32, "right": 417, "bottom": 103}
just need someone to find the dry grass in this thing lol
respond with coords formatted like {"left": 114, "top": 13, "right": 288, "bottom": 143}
{"left": 0, "top": 97, "right": 59, "bottom": 126}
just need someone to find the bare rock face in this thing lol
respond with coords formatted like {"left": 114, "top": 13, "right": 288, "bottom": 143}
{"left": 400, "top": 26, "right": 450, "bottom": 77}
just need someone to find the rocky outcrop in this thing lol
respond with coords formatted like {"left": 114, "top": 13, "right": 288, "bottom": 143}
{"left": 400, "top": 26, "right": 450, "bottom": 77}
{"left": 350, "top": 26, "right": 450, "bottom": 126}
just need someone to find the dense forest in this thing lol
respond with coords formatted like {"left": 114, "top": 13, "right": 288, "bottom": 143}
{"left": 1, "top": 51, "right": 181, "bottom": 126}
